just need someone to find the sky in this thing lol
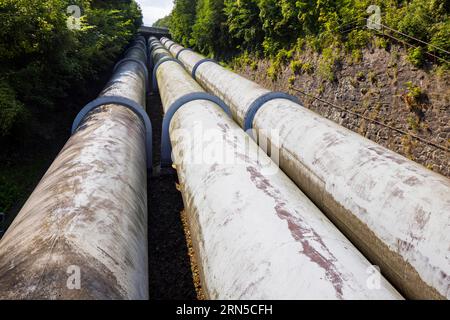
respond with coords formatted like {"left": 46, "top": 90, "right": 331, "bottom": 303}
{"left": 135, "top": 0, "right": 174, "bottom": 26}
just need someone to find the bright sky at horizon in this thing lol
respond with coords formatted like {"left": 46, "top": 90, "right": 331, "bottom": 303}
{"left": 135, "top": 0, "right": 174, "bottom": 26}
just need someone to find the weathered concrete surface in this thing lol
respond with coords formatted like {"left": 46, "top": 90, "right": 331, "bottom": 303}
{"left": 162, "top": 38, "right": 450, "bottom": 300}
{"left": 0, "top": 43, "right": 149, "bottom": 299}
{"left": 154, "top": 40, "right": 402, "bottom": 300}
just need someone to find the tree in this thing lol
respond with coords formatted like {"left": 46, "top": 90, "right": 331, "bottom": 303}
{"left": 224, "top": 0, "right": 263, "bottom": 51}
{"left": 0, "top": 0, "right": 142, "bottom": 136}
{"left": 191, "top": 0, "right": 232, "bottom": 56}
{"left": 153, "top": 14, "right": 172, "bottom": 28}
{"left": 170, "top": 0, "right": 198, "bottom": 46}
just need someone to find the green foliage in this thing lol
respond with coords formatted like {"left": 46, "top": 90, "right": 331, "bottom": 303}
{"left": 408, "top": 47, "right": 425, "bottom": 67}
{"left": 0, "top": 0, "right": 142, "bottom": 136}
{"left": 0, "top": 81, "right": 25, "bottom": 136}
{"left": 374, "top": 36, "right": 388, "bottom": 49}
{"left": 407, "top": 114, "right": 420, "bottom": 131}
{"left": 266, "top": 48, "right": 294, "bottom": 80}
{"left": 301, "top": 62, "right": 314, "bottom": 74}
{"left": 153, "top": 14, "right": 171, "bottom": 28}
{"left": 171, "top": 0, "right": 198, "bottom": 47}
{"left": 290, "top": 60, "right": 303, "bottom": 74}
{"left": 405, "top": 81, "right": 424, "bottom": 101}
{"left": 387, "top": 0, "right": 449, "bottom": 66}
{"left": 345, "top": 29, "right": 371, "bottom": 51}
{"left": 0, "top": 160, "right": 45, "bottom": 213}
{"left": 0, "top": 0, "right": 142, "bottom": 213}
{"left": 288, "top": 75, "right": 296, "bottom": 86}
{"left": 166, "top": 0, "right": 449, "bottom": 67}
{"left": 191, "top": 0, "right": 231, "bottom": 57}
{"left": 428, "top": 19, "right": 450, "bottom": 64}
{"left": 224, "top": 0, "right": 263, "bottom": 51}
{"left": 318, "top": 47, "right": 339, "bottom": 82}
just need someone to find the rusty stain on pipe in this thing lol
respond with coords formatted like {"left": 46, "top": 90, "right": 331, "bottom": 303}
{"left": 153, "top": 40, "right": 402, "bottom": 300}
{"left": 161, "top": 38, "right": 450, "bottom": 300}
{"left": 0, "top": 40, "right": 149, "bottom": 300}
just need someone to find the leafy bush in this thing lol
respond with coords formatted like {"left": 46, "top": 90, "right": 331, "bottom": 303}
{"left": 224, "top": 0, "right": 263, "bottom": 51}
{"left": 408, "top": 47, "right": 425, "bottom": 67}
{"left": 318, "top": 47, "right": 339, "bottom": 82}
{"left": 302, "top": 62, "right": 314, "bottom": 74}
{"left": 0, "top": 81, "right": 25, "bottom": 136}
{"left": 0, "top": 0, "right": 142, "bottom": 137}
{"left": 171, "top": 0, "right": 198, "bottom": 47}
{"left": 153, "top": 14, "right": 171, "bottom": 28}
{"left": 0, "top": 0, "right": 142, "bottom": 213}
{"left": 167, "top": 0, "right": 448, "bottom": 67}
{"left": 345, "top": 29, "right": 371, "bottom": 51}
{"left": 290, "top": 60, "right": 303, "bottom": 74}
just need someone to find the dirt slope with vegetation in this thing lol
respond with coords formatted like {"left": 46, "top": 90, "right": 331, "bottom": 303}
{"left": 0, "top": 0, "right": 142, "bottom": 226}
{"left": 233, "top": 41, "right": 449, "bottom": 177}
{"left": 161, "top": 0, "right": 449, "bottom": 177}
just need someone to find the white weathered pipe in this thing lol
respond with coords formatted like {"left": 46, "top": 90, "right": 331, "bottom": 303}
{"left": 153, "top": 40, "right": 402, "bottom": 300}
{"left": 161, "top": 38, "right": 450, "bottom": 300}
{"left": 0, "top": 43, "right": 149, "bottom": 300}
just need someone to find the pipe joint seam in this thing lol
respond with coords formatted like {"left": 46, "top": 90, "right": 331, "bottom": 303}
{"left": 243, "top": 92, "right": 301, "bottom": 131}
{"left": 175, "top": 48, "right": 193, "bottom": 60}
{"left": 160, "top": 92, "right": 232, "bottom": 167}
{"left": 192, "top": 58, "right": 218, "bottom": 80}
{"left": 150, "top": 45, "right": 166, "bottom": 56}
{"left": 167, "top": 42, "right": 177, "bottom": 52}
{"left": 113, "top": 58, "right": 149, "bottom": 93}
{"left": 72, "top": 96, "right": 153, "bottom": 169}
{"left": 152, "top": 57, "right": 184, "bottom": 92}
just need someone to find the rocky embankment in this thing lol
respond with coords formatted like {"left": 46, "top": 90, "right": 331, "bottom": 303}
{"left": 234, "top": 44, "right": 449, "bottom": 177}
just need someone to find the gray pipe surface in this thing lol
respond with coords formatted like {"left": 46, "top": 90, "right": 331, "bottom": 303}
{"left": 161, "top": 38, "right": 450, "bottom": 300}
{"left": 153, "top": 40, "right": 402, "bottom": 300}
{"left": 0, "top": 41, "right": 149, "bottom": 299}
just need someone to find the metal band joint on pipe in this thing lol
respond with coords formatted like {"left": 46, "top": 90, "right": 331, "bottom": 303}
{"left": 243, "top": 92, "right": 301, "bottom": 131}
{"left": 150, "top": 45, "right": 166, "bottom": 56}
{"left": 160, "top": 92, "right": 232, "bottom": 167}
{"left": 114, "top": 58, "right": 149, "bottom": 93}
{"left": 167, "top": 42, "right": 177, "bottom": 52}
{"left": 192, "top": 58, "right": 218, "bottom": 80}
{"left": 72, "top": 96, "right": 153, "bottom": 169}
{"left": 175, "top": 48, "right": 193, "bottom": 60}
{"left": 152, "top": 57, "right": 184, "bottom": 92}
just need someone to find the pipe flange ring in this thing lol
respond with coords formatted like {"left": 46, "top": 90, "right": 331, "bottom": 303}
{"left": 152, "top": 57, "right": 183, "bottom": 92}
{"left": 191, "top": 58, "right": 217, "bottom": 80}
{"left": 113, "top": 58, "right": 149, "bottom": 93}
{"left": 72, "top": 96, "right": 153, "bottom": 169}
{"left": 175, "top": 48, "right": 193, "bottom": 60}
{"left": 243, "top": 92, "right": 300, "bottom": 131}
{"left": 150, "top": 45, "right": 166, "bottom": 56}
{"left": 161, "top": 38, "right": 171, "bottom": 46}
{"left": 167, "top": 42, "right": 177, "bottom": 52}
{"left": 160, "top": 92, "right": 232, "bottom": 167}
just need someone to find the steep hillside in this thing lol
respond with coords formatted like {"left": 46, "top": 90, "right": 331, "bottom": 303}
{"left": 231, "top": 41, "right": 449, "bottom": 177}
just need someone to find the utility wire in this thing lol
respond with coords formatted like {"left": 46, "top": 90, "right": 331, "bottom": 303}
{"left": 289, "top": 86, "right": 450, "bottom": 153}
{"left": 375, "top": 30, "right": 450, "bottom": 64}
{"left": 379, "top": 23, "right": 450, "bottom": 55}
{"left": 337, "top": 19, "right": 449, "bottom": 64}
